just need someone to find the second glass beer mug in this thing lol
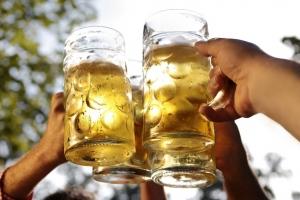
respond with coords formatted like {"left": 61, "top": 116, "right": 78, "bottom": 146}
{"left": 92, "top": 61, "right": 150, "bottom": 183}
{"left": 143, "top": 10, "right": 216, "bottom": 187}
{"left": 63, "top": 26, "right": 135, "bottom": 166}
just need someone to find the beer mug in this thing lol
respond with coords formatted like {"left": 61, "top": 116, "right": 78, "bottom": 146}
{"left": 92, "top": 60, "right": 150, "bottom": 183}
{"left": 63, "top": 26, "right": 135, "bottom": 166}
{"left": 143, "top": 10, "right": 216, "bottom": 187}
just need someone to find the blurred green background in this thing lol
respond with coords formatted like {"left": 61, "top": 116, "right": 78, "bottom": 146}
{"left": 0, "top": 0, "right": 95, "bottom": 164}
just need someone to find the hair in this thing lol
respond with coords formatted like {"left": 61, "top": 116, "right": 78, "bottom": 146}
{"left": 43, "top": 186, "right": 95, "bottom": 200}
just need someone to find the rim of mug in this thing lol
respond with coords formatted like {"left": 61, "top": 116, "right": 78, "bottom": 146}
{"left": 144, "top": 9, "right": 209, "bottom": 41}
{"left": 65, "top": 25, "right": 125, "bottom": 47}
{"left": 145, "top": 9, "right": 207, "bottom": 25}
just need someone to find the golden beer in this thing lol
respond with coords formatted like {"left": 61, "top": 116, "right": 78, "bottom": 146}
{"left": 143, "top": 44, "right": 214, "bottom": 152}
{"left": 93, "top": 86, "right": 150, "bottom": 183}
{"left": 132, "top": 87, "right": 148, "bottom": 167}
{"left": 143, "top": 9, "right": 216, "bottom": 188}
{"left": 64, "top": 61, "right": 135, "bottom": 166}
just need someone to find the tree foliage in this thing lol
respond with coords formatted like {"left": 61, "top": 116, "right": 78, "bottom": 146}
{"left": 0, "top": 0, "right": 96, "bottom": 165}
{"left": 282, "top": 36, "right": 300, "bottom": 62}
{"left": 282, "top": 36, "right": 300, "bottom": 200}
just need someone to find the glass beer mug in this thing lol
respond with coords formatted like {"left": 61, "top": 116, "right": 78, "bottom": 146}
{"left": 63, "top": 26, "right": 135, "bottom": 166}
{"left": 143, "top": 10, "right": 216, "bottom": 187}
{"left": 93, "top": 60, "right": 150, "bottom": 183}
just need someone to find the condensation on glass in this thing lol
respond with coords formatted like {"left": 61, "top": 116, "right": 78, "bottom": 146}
{"left": 92, "top": 60, "right": 151, "bottom": 183}
{"left": 63, "top": 26, "right": 135, "bottom": 166}
{"left": 143, "top": 10, "right": 216, "bottom": 188}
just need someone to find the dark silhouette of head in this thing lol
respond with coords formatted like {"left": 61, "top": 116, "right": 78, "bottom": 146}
{"left": 43, "top": 186, "right": 95, "bottom": 200}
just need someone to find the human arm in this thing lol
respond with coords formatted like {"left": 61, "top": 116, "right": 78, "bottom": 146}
{"left": 214, "top": 121, "right": 269, "bottom": 200}
{"left": 1, "top": 92, "right": 66, "bottom": 199}
{"left": 140, "top": 181, "right": 166, "bottom": 200}
{"left": 196, "top": 38, "right": 300, "bottom": 140}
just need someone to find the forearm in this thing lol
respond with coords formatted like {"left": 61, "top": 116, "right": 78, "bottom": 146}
{"left": 222, "top": 163, "right": 269, "bottom": 200}
{"left": 3, "top": 142, "right": 60, "bottom": 199}
{"left": 250, "top": 57, "right": 300, "bottom": 140}
{"left": 140, "top": 181, "right": 166, "bottom": 200}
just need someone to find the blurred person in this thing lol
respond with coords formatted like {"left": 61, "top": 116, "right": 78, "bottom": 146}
{"left": 43, "top": 186, "right": 95, "bottom": 200}
{"left": 196, "top": 38, "right": 300, "bottom": 141}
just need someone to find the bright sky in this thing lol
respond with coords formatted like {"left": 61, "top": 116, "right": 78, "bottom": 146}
{"left": 91, "top": 0, "right": 300, "bottom": 199}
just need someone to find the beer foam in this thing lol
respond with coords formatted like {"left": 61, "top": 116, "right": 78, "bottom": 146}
{"left": 63, "top": 55, "right": 124, "bottom": 72}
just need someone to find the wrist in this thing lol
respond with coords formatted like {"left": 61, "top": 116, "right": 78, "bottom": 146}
{"left": 217, "top": 151, "right": 249, "bottom": 176}
{"left": 221, "top": 158, "right": 269, "bottom": 200}
{"left": 246, "top": 53, "right": 274, "bottom": 114}
{"left": 221, "top": 160, "right": 252, "bottom": 181}
{"left": 248, "top": 55, "right": 299, "bottom": 115}
{"left": 35, "top": 140, "right": 65, "bottom": 168}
